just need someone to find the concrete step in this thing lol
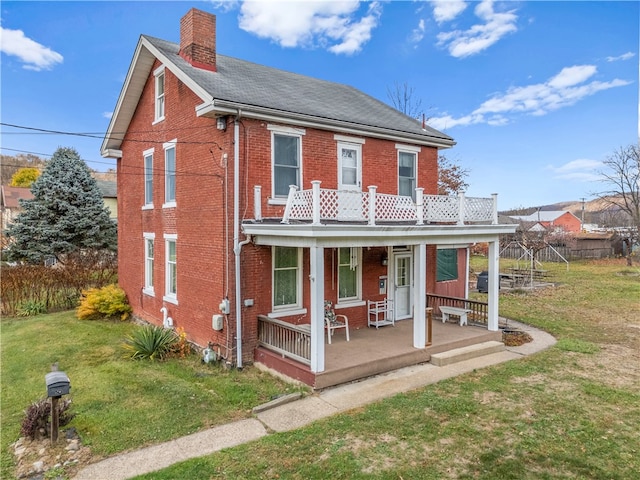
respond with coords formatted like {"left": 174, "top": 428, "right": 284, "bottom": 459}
{"left": 430, "top": 340, "right": 505, "bottom": 367}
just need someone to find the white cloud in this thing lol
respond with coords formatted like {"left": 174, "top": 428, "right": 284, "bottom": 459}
{"left": 0, "top": 26, "right": 63, "bottom": 71}
{"left": 430, "top": 64, "right": 631, "bottom": 129}
{"left": 103, "top": 112, "right": 113, "bottom": 120}
{"left": 430, "top": 0, "right": 467, "bottom": 24}
{"left": 409, "top": 19, "right": 426, "bottom": 44}
{"left": 436, "top": 0, "right": 517, "bottom": 58}
{"left": 606, "top": 52, "right": 635, "bottom": 62}
{"left": 238, "top": 0, "right": 382, "bottom": 55}
{"left": 547, "top": 159, "right": 603, "bottom": 181}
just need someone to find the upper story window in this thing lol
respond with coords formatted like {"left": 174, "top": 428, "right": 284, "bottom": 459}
{"left": 396, "top": 144, "right": 420, "bottom": 201}
{"left": 268, "top": 125, "right": 305, "bottom": 200}
{"left": 163, "top": 140, "right": 177, "bottom": 207}
{"left": 154, "top": 66, "right": 165, "bottom": 123}
{"left": 272, "top": 246, "right": 302, "bottom": 311}
{"left": 143, "top": 148, "right": 154, "bottom": 208}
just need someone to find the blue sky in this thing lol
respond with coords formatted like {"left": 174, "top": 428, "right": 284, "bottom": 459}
{"left": 1, "top": 1, "right": 637, "bottom": 210}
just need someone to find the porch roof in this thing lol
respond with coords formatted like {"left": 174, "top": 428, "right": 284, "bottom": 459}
{"left": 242, "top": 220, "right": 517, "bottom": 248}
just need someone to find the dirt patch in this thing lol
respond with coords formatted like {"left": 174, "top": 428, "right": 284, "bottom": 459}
{"left": 502, "top": 329, "right": 533, "bottom": 346}
{"left": 10, "top": 429, "right": 95, "bottom": 479}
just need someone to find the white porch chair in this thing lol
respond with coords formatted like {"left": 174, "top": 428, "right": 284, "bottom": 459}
{"left": 324, "top": 300, "right": 350, "bottom": 344}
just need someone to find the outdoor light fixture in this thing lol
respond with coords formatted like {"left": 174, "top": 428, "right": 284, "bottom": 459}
{"left": 381, "top": 253, "right": 388, "bottom": 266}
{"left": 216, "top": 116, "right": 227, "bottom": 131}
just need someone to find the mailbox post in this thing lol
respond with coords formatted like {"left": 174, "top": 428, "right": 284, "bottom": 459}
{"left": 45, "top": 370, "right": 70, "bottom": 443}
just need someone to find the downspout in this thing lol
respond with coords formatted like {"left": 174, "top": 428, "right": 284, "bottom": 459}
{"left": 233, "top": 113, "right": 247, "bottom": 369}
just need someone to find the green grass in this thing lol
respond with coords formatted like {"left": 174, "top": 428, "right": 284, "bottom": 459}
{"left": 0, "top": 313, "right": 296, "bottom": 479}
{"left": 132, "top": 258, "right": 640, "bottom": 479}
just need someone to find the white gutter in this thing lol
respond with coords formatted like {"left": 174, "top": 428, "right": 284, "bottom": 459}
{"left": 196, "top": 101, "right": 455, "bottom": 150}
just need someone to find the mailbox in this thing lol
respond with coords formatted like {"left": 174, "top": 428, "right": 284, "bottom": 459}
{"left": 45, "top": 371, "right": 71, "bottom": 397}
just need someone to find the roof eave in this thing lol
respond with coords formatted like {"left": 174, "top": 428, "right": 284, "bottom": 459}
{"left": 197, "top": 100, "right": 456, "bottom": 149}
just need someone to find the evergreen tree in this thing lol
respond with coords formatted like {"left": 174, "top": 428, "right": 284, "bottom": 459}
{"left": 5, "top": 147, "right": 117, "bottom": 264}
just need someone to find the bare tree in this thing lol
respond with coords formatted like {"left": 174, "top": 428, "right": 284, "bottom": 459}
{"left": 595, "top": 144, "right": 640, "bottom": 265}
{"left": 386, "top": 81, "right": 424, "bottom": 120}
{"left": 387, "top": 82, "right": 469, "bottom": 195}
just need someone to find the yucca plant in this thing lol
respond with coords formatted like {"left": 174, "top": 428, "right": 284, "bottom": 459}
{"left": 123, "top": 325, "right": 178, "bottom": 360}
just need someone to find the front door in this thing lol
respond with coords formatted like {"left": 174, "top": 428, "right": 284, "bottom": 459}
{"left": 337, "top": 142, "right": 362, "bottom": 220}
{"left": 394, "top": 252, "right": 413, "bottom": 319}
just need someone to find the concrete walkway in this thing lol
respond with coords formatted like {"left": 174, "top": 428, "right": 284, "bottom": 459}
{"left": 73, "top": 320, "right": 555, "bottom": 480}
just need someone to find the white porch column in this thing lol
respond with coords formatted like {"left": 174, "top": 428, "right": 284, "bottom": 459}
{"left": 309, "top": 245, "right": 325, "bottom": 372}
{"left": 312, "top": 181, "right": 321, "bottom": 225}
{"left": 413, "top": 243, "right": 427, "bottom": 348}
{"left": 487, "top": 240, "right": 500, "bottom": 331}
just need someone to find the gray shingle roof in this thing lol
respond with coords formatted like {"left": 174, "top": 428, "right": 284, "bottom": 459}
{"left": 144, "top": 35, "right": 454, "bottom": 145}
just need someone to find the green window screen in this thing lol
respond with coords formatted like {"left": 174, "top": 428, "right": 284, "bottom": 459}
{"left": 437, "top": 249, "right": 458, "bottom": 282}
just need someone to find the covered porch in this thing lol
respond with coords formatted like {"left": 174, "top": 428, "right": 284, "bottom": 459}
{"left": 242, "top": 183, "right": 517, "bottom": 384}
{"left": 255, "top": 317, "right": 503, "bottom": 389}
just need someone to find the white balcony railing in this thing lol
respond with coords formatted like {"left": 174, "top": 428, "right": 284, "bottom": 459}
{"left": 257, "top": 181, "right": 498, "bottom": 226}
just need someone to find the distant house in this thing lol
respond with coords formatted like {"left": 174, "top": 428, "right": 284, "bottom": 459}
{"left": 1, "top": 185, "right": 34, "bottom": 238}
{"left": 509, "top": 210, "right": 581, "bottom": 233}
{"left": 96, "top": 180, "right": 118, "bottom": 221}
{"left": 101, "top": 8, "right": 516, "bottom": 388}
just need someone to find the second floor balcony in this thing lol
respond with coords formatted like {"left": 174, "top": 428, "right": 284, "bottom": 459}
{"left": 253, "top": 181, "right": 499, "bottom": 227}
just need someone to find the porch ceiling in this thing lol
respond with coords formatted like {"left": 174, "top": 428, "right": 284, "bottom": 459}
{"left": 242, "top": 221, "right": 517, "bottom": 247}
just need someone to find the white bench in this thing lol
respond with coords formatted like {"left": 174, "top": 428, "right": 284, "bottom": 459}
{"left": 439, "top": 306, "right": 472, "bottom": 326}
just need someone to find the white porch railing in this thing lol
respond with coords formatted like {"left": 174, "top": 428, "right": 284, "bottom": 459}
{"left": 257, "top": 315, "right": 311, "bottom": 365}
{"left": 270, "top": 182, "right": 498, "bottom": 226}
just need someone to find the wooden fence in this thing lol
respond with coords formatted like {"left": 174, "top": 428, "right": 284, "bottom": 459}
{"left": 500, "top": 245, "right": 613, "bottom": 262}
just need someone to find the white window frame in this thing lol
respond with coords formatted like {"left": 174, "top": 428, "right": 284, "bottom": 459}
{"left": 154, "top": 66, "right": 165, "bottom": 123}
{"left": 163, "top": 139, "right": 177, "bottom": 208}
{"left": 270, "top": 246, "right": 304, "bottom": 315}
{"left": 268, "top": 124, "right": 305, "bottom": 205}
{"left": 143, "top": 148, "right": 154, "bottom": 209}
{"left": 396, "top": 144, "right": 421, "bottom": 201}
{"left": 143, "top": 233, "right": 155, "bottom": 296}
{"left": 337, "top": 247, "right": 362, "bottom": 304}
{"left": 163, "top": 234, "right": 178, "bottom": 304}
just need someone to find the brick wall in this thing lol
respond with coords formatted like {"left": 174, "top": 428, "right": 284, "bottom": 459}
{"left": 118, "top": 60, "right": 443, "bottom": 365}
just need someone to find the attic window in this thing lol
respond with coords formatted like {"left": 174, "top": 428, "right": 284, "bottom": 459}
{"left": 154, "top": 66, "right": 165, "bottom": 123}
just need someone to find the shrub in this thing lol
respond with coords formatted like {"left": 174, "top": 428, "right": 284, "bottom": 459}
{"left": 16, "top": 300, "right": 47, "bottom": 316}
{"left": 171, "top": 327, "right": 192, "bottom": 359}
{"left": 123, "top": 325, "right": 178, "bottom": 360}
{"left": 77, "top": 284, "right": 132, "bottom": 321}
{"left": 20, "top": 397, "right": 74, "bottom": 440}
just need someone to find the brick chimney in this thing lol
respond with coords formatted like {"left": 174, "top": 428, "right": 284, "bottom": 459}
{"left": 179, "top": 8, "right": 216, "bottom": 72}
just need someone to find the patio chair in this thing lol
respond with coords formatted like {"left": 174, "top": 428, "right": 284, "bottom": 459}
{"left": 324, "top": 300, "right": 350, "bottom": 344}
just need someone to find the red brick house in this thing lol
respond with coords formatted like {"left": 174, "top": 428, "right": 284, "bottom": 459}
{"left": 102, "top": 9, "right": 516, "bottom": 388}
{"left": 509, "top": 210, "right": 582, "bottom": 233}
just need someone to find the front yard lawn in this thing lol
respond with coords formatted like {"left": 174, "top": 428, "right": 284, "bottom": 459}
{"left": 0, "top": 312, "right": 295, "bottom": 479}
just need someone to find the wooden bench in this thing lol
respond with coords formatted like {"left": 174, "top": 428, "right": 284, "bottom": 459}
{"left": 439, "top": 306, "right": 472, "bottom": 326}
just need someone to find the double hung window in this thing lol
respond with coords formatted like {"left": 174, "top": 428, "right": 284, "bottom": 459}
{"left": 398, "top": 151, "right": 417, "bottom": 200}
{"left": 338, "top": 247, "right": 360, "bottom": 302}
{"left": 154, "top": 67, "right": 165, "bottom": 122}
{"left": 164, "top": 140, "right": 176, "bottom": 207}
{"left": 143, "top": 148, "right": 154, "bottom": 207}
{"left": 269, "top": 125, "right": 304, "bottom": 199}
{"left": 272, "top": 246, "right": 301, "bottom": 310}
{"left": 164, "top": 234, "right": 177, "bottom": 303}
{"left": 143, "top": 233, "right": 155, "bottom": 295}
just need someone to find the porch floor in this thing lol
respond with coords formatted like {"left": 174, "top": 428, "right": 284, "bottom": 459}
{"left": 256, "top": 318, "right": 503, "bottom": 390}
